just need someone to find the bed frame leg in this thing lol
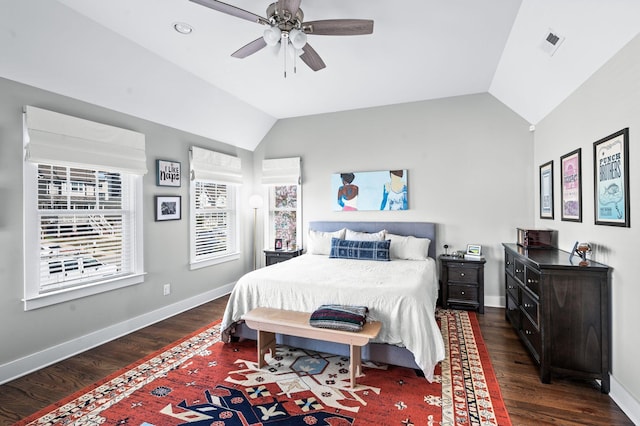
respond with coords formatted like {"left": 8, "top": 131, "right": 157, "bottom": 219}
{"left": 257, "top": 330, "right": 276, "bottom": 368}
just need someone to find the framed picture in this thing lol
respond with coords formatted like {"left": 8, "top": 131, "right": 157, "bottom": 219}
{"left": 539, "top": 160, "right": 554, "bottom": 219}
{"left": 155, "top": 196, "right": 181, "bottom": 221}
{"left": 332, "top": 169, "right": 408, "bottom": 211}
{"left": 156, "top": 159, "right": 181, "bottom": 187}
{"left": 274, "top": 238, "right": 283, "bottom": 250}
{"left": 560, "top": 148, "right": 582, "bottom": 222}
{"left": 594, "top": 128, "right": 630, "bottom": 227}
{"left": 466, "top": 244, "right": 482, "bottom": 256}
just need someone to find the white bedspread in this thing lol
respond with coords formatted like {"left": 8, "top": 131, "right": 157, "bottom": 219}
{"left": 221, "top": 254, "right": 445, "bottom": 381}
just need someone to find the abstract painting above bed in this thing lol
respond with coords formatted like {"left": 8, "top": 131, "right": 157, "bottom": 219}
{"left": 221, "top": 221, "right": 444, "bottom": 381}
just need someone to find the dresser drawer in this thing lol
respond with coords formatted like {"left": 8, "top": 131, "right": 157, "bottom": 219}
{"left": 506, "top": 275, "right": 520, "bottom": 302}
{"left": 525, "top": 267, "right": 541, "bottom": 297}
{"left": 521, "top": 291, "right": 539, "bottom": 327}
{"left": 521, "top": 315, "right": 541, "bottom": 362}
{"left": 447, "top": 265, "right": 479, "bottom": 284}
{"left": 514, "top": 260, "right": 525, "bottom": 284}
{"left": 506, "top": 293, "right": 520, "bottom": 329}
{"left": 505, "top": 251, "right": 515, "bottom": 275}
{"left": 447, "top": 284, "right": 479, "bottom": 302}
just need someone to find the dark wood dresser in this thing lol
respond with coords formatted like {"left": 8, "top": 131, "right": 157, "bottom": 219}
{"left": 439, "top": 255, "right": 485, "bottom": 313}
{"left": 502, "top": 243, "right": 611, "bottom": 393}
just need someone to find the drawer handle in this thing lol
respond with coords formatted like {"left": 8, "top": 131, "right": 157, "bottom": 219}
{"left": 460, "top": 273, "right": 465, "bottom": 277}
{"left": 525, "top": 330, "right": 532, "bottom": 335}
{"left": 524, "top": 303, "right": 534, "bottom": 308}
{"left": 527, "top": 278, "right": 538, "bottom": 284}
{"left": 506, "top": 261, "right": 511, "bottom": 265}
{"left": 508, "top": 285, "right": 515, "bottom": 289}
{"left": 461, "top": 291, "right": 465, "bottom": 295}
{"left": 515, "top": 269, "right": 523, "bottom": 273}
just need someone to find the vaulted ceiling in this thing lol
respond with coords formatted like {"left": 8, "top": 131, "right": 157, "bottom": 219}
{"left": 2, "top": 0, "right": 640, "bottom": 151}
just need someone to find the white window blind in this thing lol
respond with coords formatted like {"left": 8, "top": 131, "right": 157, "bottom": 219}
{"left": 261, "top": 157, "right": 301, "bottom": 185}
{"left": 190, "top": 147, "right": 241, "bottom": 266}
{"left": 23, "top": 107, "right": 146, "bottom": 310}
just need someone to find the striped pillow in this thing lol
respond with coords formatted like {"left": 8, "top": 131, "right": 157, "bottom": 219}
{"left": 309, "top": 304, "right": 369, "bottom": 332}
{"left": 329, "top": 238, "right": 391, "bottom": 261}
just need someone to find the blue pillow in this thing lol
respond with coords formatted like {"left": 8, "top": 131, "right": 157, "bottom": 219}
{"left": 329, "top": 238, "right": 391, "bottom": 261}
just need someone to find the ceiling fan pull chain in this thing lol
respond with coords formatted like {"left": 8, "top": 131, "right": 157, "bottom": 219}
{"left": 282, "top": 32, "right": 289, "bottom": 78}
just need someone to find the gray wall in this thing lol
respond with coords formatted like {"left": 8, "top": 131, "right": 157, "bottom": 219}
{"left": 534, "top": 33, "right": 640, "bottom": 409}
{"left": 0, "top": 77, "right": 254, "bottom": 379}
{"left": 253, "top": 93, "right": 534, "bottom": 308}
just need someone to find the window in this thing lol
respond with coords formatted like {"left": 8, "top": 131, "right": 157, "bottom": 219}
{"left": 189, "top": 146, "right": 242, "bottom": 268}
{"left": 23, "top": 106, "right": 146, "bottom": 310}
{"left": 267, "top": 184, "right": 300, "bottom": 250}
{"left": 261, "top": 157, "right": 301, "bottom": 250}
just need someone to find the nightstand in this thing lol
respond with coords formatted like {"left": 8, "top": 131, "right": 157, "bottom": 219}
{"left": 439, "top": 255, "right": 485, "bottom": 313}
{"left": 264, "top": 249, "right": 303, "bottom": 266}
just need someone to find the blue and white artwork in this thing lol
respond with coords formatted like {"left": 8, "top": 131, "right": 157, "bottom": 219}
{"left": 332, "top": 169, "right": 408, "bottom": 211}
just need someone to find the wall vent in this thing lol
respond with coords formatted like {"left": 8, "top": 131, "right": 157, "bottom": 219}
{"left": 540, "top": 28, "right": 564, "bottom": 56}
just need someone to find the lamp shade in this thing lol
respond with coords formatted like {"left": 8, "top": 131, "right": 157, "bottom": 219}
{"left": 249, "top": 194, "right": 264, "bottom": 209}
{"left": 289, "top": 29, "right": 307, "bottom": 49}
{"left": 263, "top": 26, "right": 281, "bottom": 46}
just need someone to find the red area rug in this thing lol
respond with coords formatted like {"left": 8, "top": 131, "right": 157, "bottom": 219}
{"left": 16, "top": 309, "right": 510, "bottom": 425}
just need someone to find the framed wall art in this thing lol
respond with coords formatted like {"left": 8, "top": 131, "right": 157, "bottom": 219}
{"left": 593, "top": 128, "right": 630, "bottom": 227}
{"left": 332, "top": 169, "right": 408, "bottom": 211}
{"left": 156, "top": 159, "right": 181, "bottom": 187}
{"left": 155, "top": 195, "right": 181, "bottom": 221}
{"left": 539, "top": 160, "right": 554, "bottom": 219}
{"left": 560, "top": 149, "right": 582, "bottom": 222}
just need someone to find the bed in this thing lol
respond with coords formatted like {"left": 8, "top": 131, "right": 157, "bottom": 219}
{"left": 221, "top": 221, "right": 445, "bottom": 381}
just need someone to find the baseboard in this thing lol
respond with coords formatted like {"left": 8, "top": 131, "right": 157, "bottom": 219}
{"left": 610, "top": 375, "right": 640, "bottom": 425}
{"left": 484, "top": 295, "right": 505, "bottom": 308}
{"left": 0, "top": 283, "right": 235, "bottom": 385}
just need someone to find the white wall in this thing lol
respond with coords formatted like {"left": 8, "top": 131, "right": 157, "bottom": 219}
{"left": 0, "top": 77, "right": 254, "bottom": 382}
{"left": 254, "top": 93, "right": 534, "bottom": 308}
{"left": 534, "top": 33, "right": 640, "bottom": 419}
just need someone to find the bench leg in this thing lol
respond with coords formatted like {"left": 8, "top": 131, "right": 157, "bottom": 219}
{"left": 257, "top": 330, "right": 276, "bottom": 368}
{"left": 349, "top": 345, "right": 362, "bottom": 388}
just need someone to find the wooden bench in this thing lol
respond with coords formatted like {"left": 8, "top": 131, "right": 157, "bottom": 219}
{"left": 242, "top": 307, "right": 382, "bottom": 388}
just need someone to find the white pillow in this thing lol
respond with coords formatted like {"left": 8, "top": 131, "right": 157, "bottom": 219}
{"left": 386, "top": 232, "right": 431, "bottom": 260}
{"left": 345, "top": 229, "right": 386, "bottom": 241}
{"left": 307, "top": 228, "right": 346, "bottom": 255}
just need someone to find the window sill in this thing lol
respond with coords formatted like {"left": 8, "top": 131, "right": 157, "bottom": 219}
{"left": 190, "top": 252, "right": 240, "bottom": 270}
{"left": 23, "top": 273, "right": 146, "bottom": 311}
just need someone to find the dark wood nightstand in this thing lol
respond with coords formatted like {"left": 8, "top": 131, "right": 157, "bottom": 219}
{"left": 439, "top": 255, "right": 485, "bottom": 313}
{"left": 264, "top": 249, "right": 303, "bottom": 266}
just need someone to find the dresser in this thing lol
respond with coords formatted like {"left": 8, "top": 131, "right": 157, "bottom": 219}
{"left": 264, "top": 249, "right": 303, "bottom": 266}
{"left": 439, "top": 255, "right": 485, "bottom": 313}
{"left": 502, "top": 243, "right": 611, "bottom": 393}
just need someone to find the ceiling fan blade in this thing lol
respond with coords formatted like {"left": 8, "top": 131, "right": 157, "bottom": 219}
{"left": 300, "top": 43, "right": 326, "bottom": 71}
{"left": 303, "top": 19, "right": 374, "bottom": 36}
{"left": 231, "top": 37, "right": 268, "bottom": 58}
{"left": 189, "top": 0, "right": 268, "bottom": 25}
{"left": 277, "top": 0, "right": 301, "bottom": 16}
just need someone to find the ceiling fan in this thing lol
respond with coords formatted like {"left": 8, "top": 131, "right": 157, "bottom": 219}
{"left": 189, "top": 0, "right": 374, "bottom": 76}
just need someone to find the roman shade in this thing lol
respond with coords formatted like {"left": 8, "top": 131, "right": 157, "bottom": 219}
{"left": 261, "top": 157, "right": 301, "bottom": 185}
{"left": 190, "top": 146, "right": 242, "bottom": 184}
{"left": 23, "top": 106, "right": 147, "bottom": 175}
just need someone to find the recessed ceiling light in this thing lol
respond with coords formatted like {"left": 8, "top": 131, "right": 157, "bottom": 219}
{"left": 173, "top": 22, "right": 193, "bottom": 35}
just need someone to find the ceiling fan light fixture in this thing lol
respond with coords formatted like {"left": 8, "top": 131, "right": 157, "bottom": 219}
{"left": 263, "top": 26, "right": 281, "bottom": 46}
{"left": 289, "top": 28, "right": 307, "bottom": 49}
{"left": 173, "top": 22, "right": 193, "bottom": 35}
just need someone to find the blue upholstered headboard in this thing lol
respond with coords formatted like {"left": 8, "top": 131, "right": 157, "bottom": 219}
{"left": 308, "top": 221, "right": 437, "bottom": 259}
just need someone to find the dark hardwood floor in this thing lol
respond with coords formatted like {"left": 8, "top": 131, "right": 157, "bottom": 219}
{"left": 0, "top": 299, "right": 633, "bottom": 425}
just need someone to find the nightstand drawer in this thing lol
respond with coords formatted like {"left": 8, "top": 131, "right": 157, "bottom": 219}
{"left": 447, "top": 265, "right": 479, "bottom": 284}
{"left": 264, "top": 249, "right": 302, "bottom": 266}
{"left": 447, "top": 284, "right": 478, "bottom": 302}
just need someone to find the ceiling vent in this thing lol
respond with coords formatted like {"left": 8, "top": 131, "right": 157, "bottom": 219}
{"left": 540, "top": 28, "right": 564, "bottom": 56}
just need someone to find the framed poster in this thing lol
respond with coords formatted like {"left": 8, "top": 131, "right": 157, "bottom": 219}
{"left": 594, "top": 128, "right": 630, "bottom": 227}
{"left": 539, "top": 160, "right": 554, "bottom": 219}
{"left": 560, "top": 149, "right": 582, "bottom": 222}
{"left": 332, "top": 169, "right": 408, "bottom": 211}
{"left": 155, "top": 196, "right": 181, "bottom": 221}
{"left": 156, "top": 159, "right": 181, "bottom": 187}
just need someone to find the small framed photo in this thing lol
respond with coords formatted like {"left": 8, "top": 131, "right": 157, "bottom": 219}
{"left": 274, "top": 238, "right": 283, "bottom": 250}
{"left": 466, "top": 244, "right": 482, "bottom": 256}
{"left": 594, "top": 128, "right": 630, "bottom": 227}
{"left": 560, "top": 148, "right": 582, "bottom": 222}
{"left": 155, "top": 196, "right": 181, "bottom": 221}
{"left": 156, "top": 159, "right": 181, "bottom": 187}
{"left": 539, "top": 160, "right": 554, "bottom": 219}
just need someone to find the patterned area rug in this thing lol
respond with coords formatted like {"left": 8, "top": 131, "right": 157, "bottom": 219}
{"left": 16, "top": 309, "right": 510, "bottom": 425}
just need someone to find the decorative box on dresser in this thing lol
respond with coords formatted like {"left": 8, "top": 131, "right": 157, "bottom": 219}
{"left": 264, "top": 249, "right": 303, "bottom": 266}
{"left": 502, "top": 243, "right": 611, "bottom": 393}
{"left": 439, "top": 255, "right": 485, "bottom": 313}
